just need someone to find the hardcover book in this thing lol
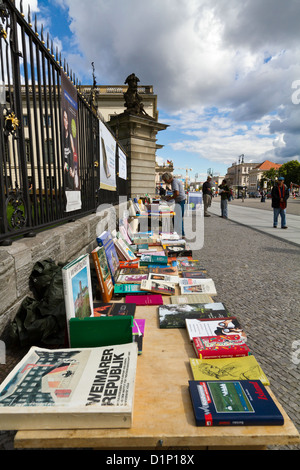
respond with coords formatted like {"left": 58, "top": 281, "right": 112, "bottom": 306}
{"left": 91, "top": 246, "right": 114, "bottom": 303}
{"left": 93, "top": 302, "right": 136, "bottom": 317}
{"left": 69, "top": 316, "right": 133, "bottom": 348}
{"left": 158, "top": 302, "right": 230, "bottom": 329}
{"left": 125, "top": 294, "right": 164, "bottom": 306}
{"left": 192, "top": 335, "right": 251, "bottom": 359}
{"left": 190, "top": 355, "right": 269, "bottom": 385}
{"left": 97, "top": 231, "right": 120, "bottom": 284}
{"left": 189, "top": 380, "right": 284, "bottom": 426}
{"left": 185, "top": 317, "right": 247, "bottom": 343}
{"left": 140, "top": 279, "right": 176, "bottom": 296}
{"left": 0, "top": 344, "right": 138, "bottom": 430}
{"left": 62, "top": 254, "right": 93, "bottom": 340}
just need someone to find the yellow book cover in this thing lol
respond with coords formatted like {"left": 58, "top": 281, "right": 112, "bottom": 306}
{"left": 189, "top": 355, "right": 270, "bottom": 386}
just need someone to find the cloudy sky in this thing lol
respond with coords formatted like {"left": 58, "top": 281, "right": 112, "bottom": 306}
{"left": 23, "top": 0, "right": 300, "bottom": 180}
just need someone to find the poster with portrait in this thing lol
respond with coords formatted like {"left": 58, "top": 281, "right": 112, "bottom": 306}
{"left": 99, "top": 120, "right": 116, "bottom": 191}
{"left": 61, "top": 73, "right": 81, "bottom": 211}
{"left": 118, "top": 145, "right": 127, "bottom": 181}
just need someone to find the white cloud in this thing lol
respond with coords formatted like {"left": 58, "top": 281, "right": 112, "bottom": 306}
{"left": 34, "top": 0, "right": 300, "bottom": 164}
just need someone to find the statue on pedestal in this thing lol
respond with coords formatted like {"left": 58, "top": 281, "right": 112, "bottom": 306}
{"left": 123, "top": 73, "right": 151, "bottom": 117}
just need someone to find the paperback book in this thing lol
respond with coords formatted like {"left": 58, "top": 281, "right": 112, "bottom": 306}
{"left": 140, "top": 254, "right": 168, "bottom": 266}
{"left": 149, "top": 266, "right": 178, "bottom": 276}
{"left": 125, "top": 294, "right": 164, "bottom": 306}
{"left": 93, "top": 302, "right": 136, "bottom": 317}
{"left": 114, "top": 284, "right": 148, "bottom": 296}
{"left": 192, "top": 335, "right": 251, "bottom": 359}
{"left": 114, "top": 237, "right": 137, "bottom": 262}
{"left": 185, "top": 317, "right": 247, "bottom": 342}
{"left": 97, "top": 231, "right": 120, "bottom": 284}
{"left": 119, "top": 260, "right": 139, "bottom": 269}
{"left": 148, "top": 273, "right": 179, "bottom": 284}
{"left": 117, "top": 274, "right": 149, "bottom": 284}
{"left": 158, "top": 302, "right": 230, "bottom": 329}
{"left": 180, "top": 279, "right": 217, "bottom": 296}
{"left": 140, "top": 279, "right": 176, "bottom": 296}
{"left": 182, "top": 271, "right": 208, "bottom": 279}
{"left": 166, "top": 245, "right": 193, "bottom": 257}
{"left": 91, "top": 246, "right": 114, "bottom": 303}
{"left": 171, "top": 294, "right": 214, "bottom": 304}
{"left": 189, "top": 380, "right": 284, "bottom": 426}
{"left": 0, "top": 344, "right": 138, "bottom": 430}
{"left": 190, "top": 355, "right": 269, "bottom": 385}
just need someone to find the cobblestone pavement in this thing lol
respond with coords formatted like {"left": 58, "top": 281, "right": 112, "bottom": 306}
{"left": 0, "top": 206, "right": 299, "bottom": 450}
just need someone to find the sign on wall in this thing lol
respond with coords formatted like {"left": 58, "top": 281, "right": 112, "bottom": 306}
{"left": 118, "top": 145, "right": 127, "bottom": 181}
{"left": 99, "top": 121, "right": 116, "bottom": 191}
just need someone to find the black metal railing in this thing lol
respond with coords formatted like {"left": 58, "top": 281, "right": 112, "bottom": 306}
{"left": 0, "top": 0, "right": 128, "bottom": 245}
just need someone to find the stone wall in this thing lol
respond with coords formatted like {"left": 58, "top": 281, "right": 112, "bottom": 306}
{"left": 0, "top": 203, "right": 126, "bottom": 335}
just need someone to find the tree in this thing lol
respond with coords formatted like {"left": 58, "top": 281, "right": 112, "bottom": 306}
{"left": 278, "top": 160, "right": 300, "bottom": 186}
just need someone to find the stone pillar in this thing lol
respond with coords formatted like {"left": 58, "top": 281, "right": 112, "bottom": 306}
{"left": 108, "top": 113, "right": 168, "bottom": 198}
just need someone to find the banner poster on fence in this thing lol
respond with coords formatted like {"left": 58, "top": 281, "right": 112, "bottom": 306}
{"left": 118, "top": 145, "right": 127, "bottom": 180}
{"left": 61, "top": 73, "right": 82, "bottom": 212}
{"left": 99, "top": 120, "right": 116, "bottom": 191}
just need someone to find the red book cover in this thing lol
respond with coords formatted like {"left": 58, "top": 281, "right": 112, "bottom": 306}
{"left": 119, "top": 260, "right": 139, "bottom": 269}
{"left": 193, "top": 335, "right": 251, "bottom": 359}
{"left": 125, "top": 295, "right": 163, "bottom": 306}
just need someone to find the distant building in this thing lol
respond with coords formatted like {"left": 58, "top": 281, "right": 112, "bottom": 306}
{"left": 248, "top": 160, "right": 282, "bottom": 191}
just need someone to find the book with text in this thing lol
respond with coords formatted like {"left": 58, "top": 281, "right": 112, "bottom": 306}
{"left": 62, "top": 254, "right": 93, "bottom": 340}
{"left": 180, "top": 279, "right": 217, "bottom": 296}
{"left": 125, "top": 294, "right": 164, "bottom": 306}
{"left": 97, "top": 231, "right": 120, "bottom": 284}
{"left": 185, "top": 317, "right": 247, "bottom": 342}
{"left": 140, "top": 254, "right": 168, "bottom": 266}
{"left": 0, "top": 343, "right": 138, "bottom": 430}
{"left": 140, "top": 279, "right": 176, "bottom": 296}
{"left": 189, "top": 380, "right": 284, "bottom": 426}
{"left": 93, "top": 302, "right": 136, "bottom": 317}
{"left": 193, "top": 335, "right": 251, "bottom": 359}
{"left": 190, "top": 355, "right": 269, "bottom": 385}
{"left": 158, "top": 302, "right": 230, "bottom": 329}
{"left": 171, "top": 294, "right": 214, "bottom": 304}
{"left": 91, "top": 246, "right": 113, "bottom": 303}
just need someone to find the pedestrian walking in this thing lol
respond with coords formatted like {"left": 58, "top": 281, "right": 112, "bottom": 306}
{"left": 162, "top": 172, "right": 186, "bottom": 237}
{"left": 271, "top": 176, "right": 289, "bottom": 229}
{"left": 218, "top": 179, "right": 231, "bottom": 219}
{"left": 202, "top": 176, "right": 212, "bottom": 217}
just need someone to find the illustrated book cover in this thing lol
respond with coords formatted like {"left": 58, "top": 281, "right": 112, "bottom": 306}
{"left": 0, "top": 343, "right": 138, "bottom": 430}
{"left": 139, "top": 254, "right": 168, "bottom": 266}
{"left": 190, "top": 355, "right": 269, "bottom": 385}
{"left": 114, "top": 237, "right": 137, "bottom": 262}
{"left": 158, "top": 302, "right": 230, "bottom": 329}
{"left": 93, "top": 302, "right": 136, "bottom": 317}
{"left": 97, "top": 231, "right": 120, "bottom": 284}
{"left": 180, "top": 279, "right": 217, "bottom": 296}
{"left": 148, "top": 273, "right": 179, "bottom": 284}
{"left": 189, "top": 380, "right": 284, "bottom": 426}
{"left": 149, "top": 266, "right": 178, "bottom": 276}
{"left": 91, "top": 246, "right": 113, "bottom": 303}
{"left": 192, "top": 335, "right": 251, "bottom": 359}
{"left": 116, "top": 274, "right": 149, "bottom": 284}
{"left": 140, "top": 279, "right": 176, "bottom": 296}
{"left": 182, "top": 271, "right": 208, "bottom": 279}
{"left": 62, "top": 254, "right": 93, "bottom": 340}
{"left": 185, "top": 317, "right": 247, "bottom": 342}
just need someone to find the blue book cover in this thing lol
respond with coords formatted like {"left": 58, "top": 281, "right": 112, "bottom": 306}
{"left": 97, "top": 231, "right": 120, "bottom": 284}
{"left": 189, "top": 380, "right": 284, "bottom": 426}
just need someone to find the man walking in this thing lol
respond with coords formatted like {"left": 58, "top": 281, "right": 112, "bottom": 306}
{"left": 202, "top": 176, "right": 212, "bottom": 217}
{"left": 271, "top": 176, "right": 289, "bottom": 229}
{"left": 162, "top": 172, "right": 186, "bottom": 237}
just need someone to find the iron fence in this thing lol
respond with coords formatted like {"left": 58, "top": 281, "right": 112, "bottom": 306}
{"left": 0, "top": 0, "right": 128, "bottom": 245}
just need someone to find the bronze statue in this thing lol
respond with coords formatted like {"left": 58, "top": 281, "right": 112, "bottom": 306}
{"left": 123, "top": 73, "right": 150, "bottom": 117}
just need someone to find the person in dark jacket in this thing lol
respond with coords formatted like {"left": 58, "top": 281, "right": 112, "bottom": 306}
{"left": 271, "top": 176, "right": 289, "bottom": 229}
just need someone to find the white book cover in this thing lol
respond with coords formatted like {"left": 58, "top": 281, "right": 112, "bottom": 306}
{"left": 0, "top": 343, "right": 138, "bottom": 430}
{"left": 185, "top": 317, "right": 247, "bottom": 343}
{"left": 180, "top": 279, "right": 217, "bottom": 295}
{"left": 148, "top": 273, "right": 179, "bottom": 284}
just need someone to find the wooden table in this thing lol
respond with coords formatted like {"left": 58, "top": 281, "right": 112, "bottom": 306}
{"left": 14, "top": 297, "right": 300, "bottom": 450}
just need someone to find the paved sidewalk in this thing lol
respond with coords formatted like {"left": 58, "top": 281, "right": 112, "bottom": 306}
{"left": 208, "top": 200, "right": 300, "bottom": 246}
